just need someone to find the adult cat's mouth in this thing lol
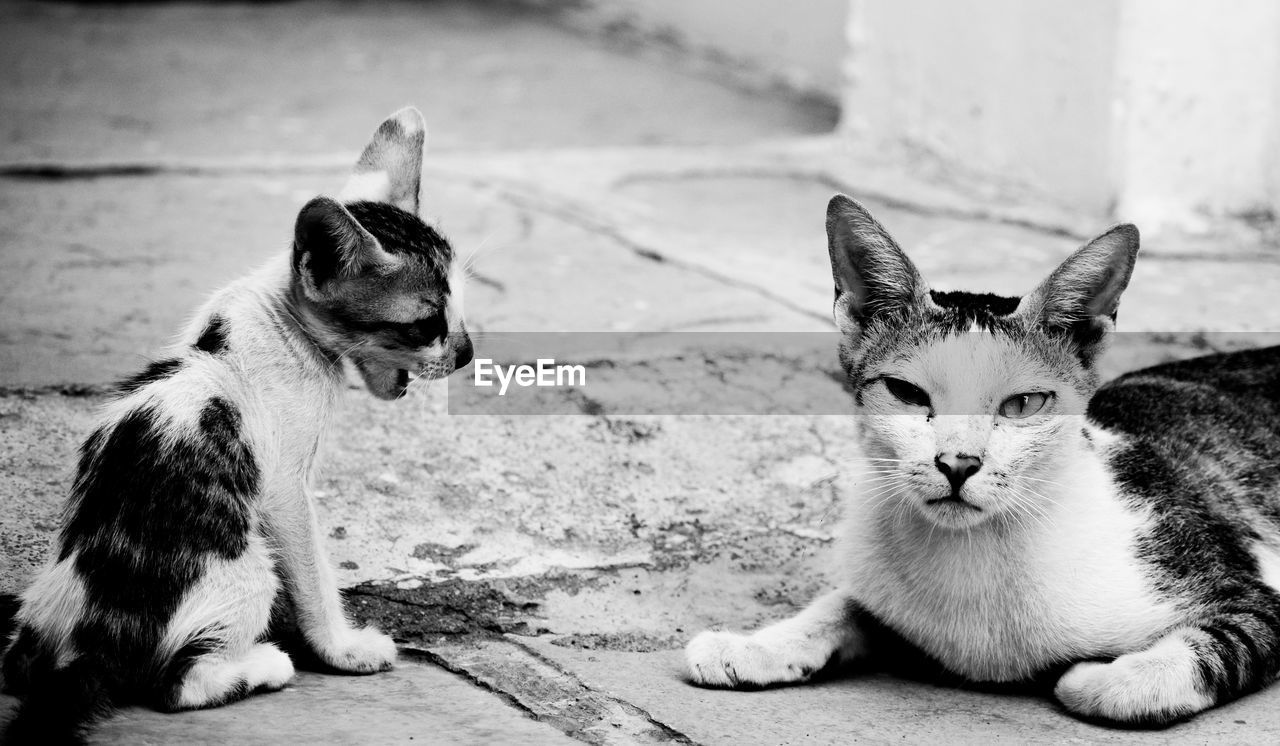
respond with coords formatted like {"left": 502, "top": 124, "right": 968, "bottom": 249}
{"left": 926, "top": 495, "right": 980, "bottom": 510}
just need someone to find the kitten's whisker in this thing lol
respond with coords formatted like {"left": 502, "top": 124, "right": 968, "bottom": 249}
{"left": 461, "top": 232, "right": 500, "bottom": 272}
{"left": 311, "top": 338, "right": 369, "bottom": 379}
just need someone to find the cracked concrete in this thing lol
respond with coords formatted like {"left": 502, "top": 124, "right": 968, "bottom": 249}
{"left": 3, "top": 1, "right": 1280, "bottom": 744}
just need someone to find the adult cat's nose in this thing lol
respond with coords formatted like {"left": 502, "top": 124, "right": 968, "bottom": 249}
{"left": 935, "top": 453, "right": 982, "bottom": 491}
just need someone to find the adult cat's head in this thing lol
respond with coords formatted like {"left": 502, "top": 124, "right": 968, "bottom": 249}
{"left": 290, "top": 107, "right": 473, "bottom": 400}
{"left": 827, "top": 195, "right": 1139, "bottom": 529}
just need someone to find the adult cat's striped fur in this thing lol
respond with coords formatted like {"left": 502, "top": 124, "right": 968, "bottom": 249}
{"left": 1, "top": 108, "right": 473, "bottom": 742}
{"left": 686, "top": 195, "right": 1280, "bottom": 725}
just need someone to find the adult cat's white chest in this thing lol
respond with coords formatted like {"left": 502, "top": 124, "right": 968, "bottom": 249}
{"left": 841, "top": 450, "right": 1181, "bottom": 681}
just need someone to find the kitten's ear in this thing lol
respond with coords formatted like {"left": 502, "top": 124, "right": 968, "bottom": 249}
{"left": 1018, "top": 224, "right": 1139, "bottom": 332}
{"left": 338, "top": 107, "right": 426, "bottom": 214}
{"left": 826, "top": 194, "right": 926, "bottom": 334}
{"left": 293, "top": 196, "right": 396, "bottom": 290}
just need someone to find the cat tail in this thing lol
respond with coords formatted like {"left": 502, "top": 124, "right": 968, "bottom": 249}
{"left": 3, "top": 653, "right": 115, "bottom": 746}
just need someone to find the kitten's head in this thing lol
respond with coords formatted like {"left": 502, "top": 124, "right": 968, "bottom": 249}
{"left": 290, "top": 107, "right": 473, "bottom": 400}
{"left": 827, "top": 195, "right": 1139, "bottom": 529}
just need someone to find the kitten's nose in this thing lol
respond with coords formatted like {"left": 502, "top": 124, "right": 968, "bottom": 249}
{"left": 453, "top": 337, "right": 474, "bottom": 369}
{"left": 935, "top": 453, "right": 982, "bottom": 491}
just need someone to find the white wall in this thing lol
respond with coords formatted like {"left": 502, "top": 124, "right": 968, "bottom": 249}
{"left": 528, "top": 0, "right": 849, "bottom": 99}
{"left": 844, "top": 0, "right": 1121, "bottom": 214}
{"left": 1113, "top": 0, "right": 1280, "bottom": 230}
{"left": 843, "top": 0, "right": 1280, "bottom": 229}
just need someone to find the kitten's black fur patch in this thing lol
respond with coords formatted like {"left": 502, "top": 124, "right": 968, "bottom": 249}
{"left": 116, "top": 358, "right": 183, "bottom": 395}
{"left": 195, "top": 315, "right": 228, "bottom": 355}
{"left": 53, "top": 398, "right": 259, "bottom": 704}
{"left": 1, "top": 625, "right": 48, "bottom": 696}
{"left": 0, "top": 592, "right": 19, "bottom": 647}
{"left": 294, "top": 200, "right": 452, "bottom": 291}
{"left": 332, "top": 311, "right": 449, "bottom": 348}
{"left": 345, "top": 200, "right": 452, "bottom": 270}
{"left": 3, "top": 645, "right": 115, "bottom": 743}
{"left": 300, "top": 225, "right": 343, "bottom": 287}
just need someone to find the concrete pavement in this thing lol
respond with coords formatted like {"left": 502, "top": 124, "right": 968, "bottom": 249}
{"left": 3, "top": 1, "right": 1280, "bottom": 744}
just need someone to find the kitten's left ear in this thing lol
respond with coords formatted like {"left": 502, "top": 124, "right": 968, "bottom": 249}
{"left": 339, "top": 107, "right": 426, "bottom": 214}
{"left": 293, "top": 196, "right": 397, "bottom": 292}
{"left": 1018, "top": 224, "right": 1139, "bottom": 339}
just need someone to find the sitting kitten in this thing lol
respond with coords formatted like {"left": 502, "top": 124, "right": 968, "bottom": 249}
{"left": 686, "top": 195, "right": 1280, "bottom": 726}
{"left": 2, "top": 108, "right": 473, "bottom": 742}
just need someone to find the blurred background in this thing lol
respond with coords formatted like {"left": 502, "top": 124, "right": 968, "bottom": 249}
{"left": 3, "top": 0, "right": 1278, "bottom": 389}
{"left": 4, "top": 0, "right": 1279, "bottom": 388}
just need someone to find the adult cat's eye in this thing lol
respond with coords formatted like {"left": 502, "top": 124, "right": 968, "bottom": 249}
{"left": 999, "top": 392, "right": 1051, "bottom": 419}
{"left": 882, "top": 377, "right": 931, "bottom": 408}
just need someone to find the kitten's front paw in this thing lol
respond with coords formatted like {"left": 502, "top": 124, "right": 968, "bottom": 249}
{"left": 1055, "top": 653, "right": 1213, "bottom": 726}
{"left": 685, "top": 629, "right": 823, "bottom": 689}
{"left": 315, "top": 626, "right": 397, "bottom": 674}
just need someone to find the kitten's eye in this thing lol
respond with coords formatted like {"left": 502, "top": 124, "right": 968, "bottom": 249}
{"left": 882, "top": 377, "right": 931, "bottom": 408}
{"left": 414, "top": 314, "right": 447, "bottom": 343}
{"left": 999, "top": 392, "right": 1051, "bottom": 419}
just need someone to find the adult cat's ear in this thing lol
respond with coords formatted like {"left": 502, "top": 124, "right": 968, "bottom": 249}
{"left": 338, "top": 107, "right": 426, "bottom": 214}
{"left": 826, "top": 194, "right": 926, "bottom": 335}
{"left": 293, "top": 196, "right": 397, "bottom": 291}
{"left": 1018, "top": 224, "right": 1139, "bottom": 333}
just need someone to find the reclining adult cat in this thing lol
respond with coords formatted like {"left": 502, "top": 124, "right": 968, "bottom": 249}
{"left": 687, "top": 195, "right": 1280, "bottom": 726}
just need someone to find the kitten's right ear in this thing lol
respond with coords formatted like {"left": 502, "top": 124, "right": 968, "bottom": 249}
{"left": 338, "top": 107, "right": 426, "bottom": 214}
{"left": 826, "top": 194, "right": 926, "bottom": 334}
{"left": 292, "top": 197, "right": 395, "bottom": 292}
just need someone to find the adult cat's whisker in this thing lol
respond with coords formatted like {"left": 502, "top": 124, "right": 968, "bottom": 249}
{"left": 866, "top": 484, "right": 913, "bottom": 513}
{"left": 858, "top": 476, "right": 907, "bottom": 492}
{"left": 1015, "top": 484, "right": 1061, "bottom": 509}
{"left": 1017, "top": 475, "right": 1066, "bottom": 487}
{"left": 859, "top": 479, "right": 904, "bottom": 496}
{"left": 1006, "top": 491, "right": 1053, "bottom": 532}
{"left": 851, "top": 469, "right": 902, "bottom": 479}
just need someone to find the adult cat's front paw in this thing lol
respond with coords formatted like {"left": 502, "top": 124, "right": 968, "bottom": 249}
{"left": 1054, "top": 646, "right": 1214, "bottom": 725}
{"left": 314, "top": 626, "right": 397, "bottom": 674}
{"left": 685, "top": 629, "right": 824, "bottom": 688}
